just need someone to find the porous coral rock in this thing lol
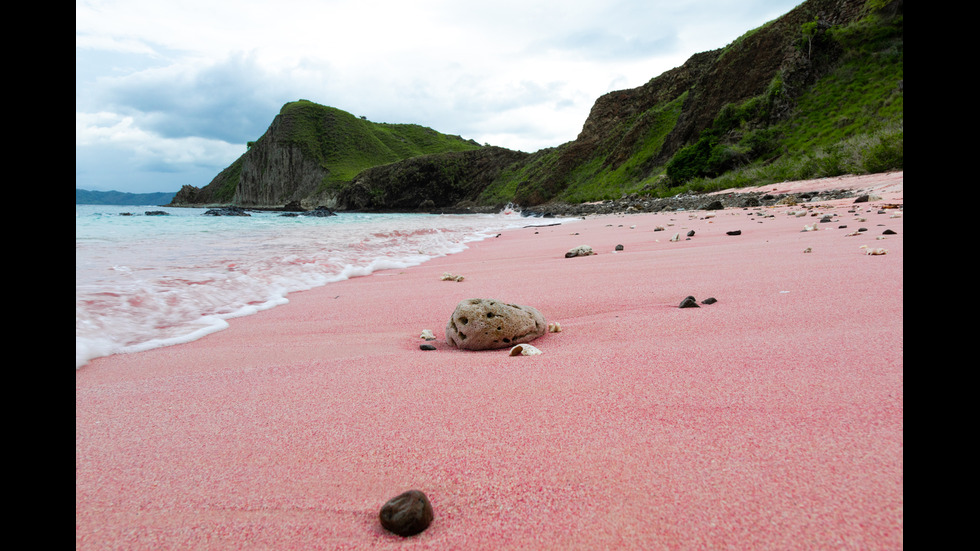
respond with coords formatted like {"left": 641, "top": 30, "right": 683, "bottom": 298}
{"left": 445, "top": 298, "right": 546, "bottom": 351}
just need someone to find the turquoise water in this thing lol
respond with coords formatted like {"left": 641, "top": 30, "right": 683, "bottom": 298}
{"left": 76, "top": 204, "right": 557, "bottom": 369}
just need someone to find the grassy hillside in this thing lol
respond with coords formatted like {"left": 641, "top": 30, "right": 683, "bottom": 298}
{"left": 479, "top": 0, "right": 902, "bottom": 205}
{"left": 267, "top": 100, "right": 482, "bottom": 195}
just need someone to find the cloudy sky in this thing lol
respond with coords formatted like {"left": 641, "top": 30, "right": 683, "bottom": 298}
{"left": 76, "top": 0, "right": 802, "bottom": 194}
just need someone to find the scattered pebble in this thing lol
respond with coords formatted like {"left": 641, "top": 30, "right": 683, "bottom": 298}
{"left": 679, "top": 296, "right": 700, "bottom": 308}
{"left": 615, "top": 244, "right": 624, "bottom": 251}
{"left": 803, "top": 247, "right": 812, "bottom": 253}
{"left": 701, "top": 297, "right": 717, "bottom": 305}
{"left": 548, "top": 322, "right": 562, "bottom": 333}
{"left": 726, "top": 230, "right": 742, "bottom": 236}
{"left": 379, "top": 490, "right": 434, "bottom": 537}
{"left": 441, "top": 272, "right": 465, "bottom": 282}
{"left": 420, "top": 344, "right": 436, "bottom": 351}
{"left": 420, "top": 329, "right": 436, "bottom": 340}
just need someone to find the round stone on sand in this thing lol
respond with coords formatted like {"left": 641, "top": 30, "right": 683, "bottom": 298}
{"left": 446, "top": 298, "right": 546, "bottom": 350}
{"left": 379, "top": 490, "right": 434, "bottom": 537}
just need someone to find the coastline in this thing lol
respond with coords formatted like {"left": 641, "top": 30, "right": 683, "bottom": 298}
{"left": 77, "top": 172, "right": 903, "bottom": 549}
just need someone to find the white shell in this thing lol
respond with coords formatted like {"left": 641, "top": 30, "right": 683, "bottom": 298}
{"left": 547, "top": 322, "right": 562, "bottom": 333}
{"left": 509, "top": 344, "right": 543, "bottom": 356}
{"left": 420, "top": 329, "right": 436, "bottom": 340}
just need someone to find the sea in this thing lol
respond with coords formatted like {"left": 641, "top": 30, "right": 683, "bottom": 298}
{"left": 76, "top": 204, "right": 570, "bottom": 369}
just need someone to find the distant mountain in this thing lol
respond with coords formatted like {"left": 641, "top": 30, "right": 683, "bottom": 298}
{"left": 76, "top": 189, "right": 177, "bottom": 206}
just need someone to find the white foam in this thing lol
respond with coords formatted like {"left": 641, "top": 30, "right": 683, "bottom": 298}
{"left": 75, "top": 207, "right": 548, "bottom": 369}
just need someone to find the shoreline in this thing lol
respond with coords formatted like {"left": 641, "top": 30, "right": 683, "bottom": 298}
{"left": 161, "top": 171, "right": 904, "bottom": 217}
{"left": 77, "top": 172, "right": 903, "bottom": 549}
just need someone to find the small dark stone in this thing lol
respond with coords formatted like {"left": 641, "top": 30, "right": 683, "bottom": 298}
{"left": 687, "top": 230, "right": 695, "bottom": 237}
{"left": 379, "top": 490, "right": 434, "bottom": 537}
{"left": 679, "top": 296, "right": 700, "bottom": 308}
{"left": 882, "top": 229, "right": 897, "bottom": 235}
{"left": 726, "top": 230, "right": 741, "bottom": 236}
{"left": 615, "top": 244, "right": 624, "bottom": 251}
{"left": 420, "top": 344, "right": 436, "bottom": 351}
{"left": 701, "top": 297, "right": 717, "bottom": 305}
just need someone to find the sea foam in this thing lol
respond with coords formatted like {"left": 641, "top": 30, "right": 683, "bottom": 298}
{"left": 76, "top": 205, "right": 562, "bottom": 369}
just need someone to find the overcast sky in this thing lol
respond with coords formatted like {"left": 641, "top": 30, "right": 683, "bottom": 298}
{"left": 76, "top": 0, "right": 802, "bottom": 194}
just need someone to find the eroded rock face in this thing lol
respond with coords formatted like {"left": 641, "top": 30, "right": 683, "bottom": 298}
{"left": 445, "top": 298, "right": 546, "bottom": 350}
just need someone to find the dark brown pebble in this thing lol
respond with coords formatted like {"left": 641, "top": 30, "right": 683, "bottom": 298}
{"left": 701, "top": 297, "right": 717, "bottom": 305}
{"left": 726, "top": 230, "right": 741, "bottom": 236}
{"left": 679, "top": 296, "right": 700, "bottom": 308}
{"left": 420, "top": 344, "right": 436, "bottom": 351}
{"left": 380, "top": 490, "right": 434, "bottom": 537}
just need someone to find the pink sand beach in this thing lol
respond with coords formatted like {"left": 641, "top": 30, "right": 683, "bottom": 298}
{"left": 76, "top": 172, "right": 903, "bottom": 549}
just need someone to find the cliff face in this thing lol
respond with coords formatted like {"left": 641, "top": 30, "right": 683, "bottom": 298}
{"left": 234, "top": 114, "right": 328, "bottom": 207}
{"left": 176, "top": 0, "right": 901, "bottom": 210}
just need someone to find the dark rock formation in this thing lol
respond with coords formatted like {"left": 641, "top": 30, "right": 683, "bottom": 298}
{"left": 335, "top": 147, "right": 527, "bottom": 211}
{"left": 203, "top": 207, "right": 250, "bottom": 216}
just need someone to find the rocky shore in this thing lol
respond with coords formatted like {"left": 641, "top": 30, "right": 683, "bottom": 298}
{"left": 519, "top": 187, "right": 865, "bottom": 218}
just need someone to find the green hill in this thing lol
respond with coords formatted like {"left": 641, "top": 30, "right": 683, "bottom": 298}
{"left": 478, "top": 0, "right": 902, "bottom": 206}
{"left": 171, "top": 100, "right": 482, "bottom": 206}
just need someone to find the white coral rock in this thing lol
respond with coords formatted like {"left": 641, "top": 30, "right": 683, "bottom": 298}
{"left": 441, "top": 272, "right": 465, "bottom": 282}
{"left": 565, "top": 245, "right": 595, "bottom": 258}
{"left": 420, "top": 329, "right": 436, "bottom": 340}
{"left": 548, "top": 322, "right": 562, "bottom": 333}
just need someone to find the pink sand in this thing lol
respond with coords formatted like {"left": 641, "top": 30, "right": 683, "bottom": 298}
{"left": 76, "top": 172, "right": 903, "bottom": 549}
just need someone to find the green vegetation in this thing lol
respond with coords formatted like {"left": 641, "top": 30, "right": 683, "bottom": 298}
{"left": 661, "top": 2, "right": 902, "bottom": 196}
{"left": 266, "top": 100, "right": 481, "bottom": 195}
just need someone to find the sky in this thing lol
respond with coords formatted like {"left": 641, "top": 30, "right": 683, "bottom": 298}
{"left": 76, "top": 0, "right": 803, "bottom": 194}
